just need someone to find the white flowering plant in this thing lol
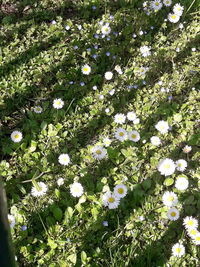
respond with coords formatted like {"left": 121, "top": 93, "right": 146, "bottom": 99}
{"left": 0, "top": 0, "right": 199, "bottom": 266}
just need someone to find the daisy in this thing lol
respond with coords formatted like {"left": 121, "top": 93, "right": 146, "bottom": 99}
{"left": 81, "top": 64, "right": 91, "bottom": 75}
{"left": 187, "top": 228, "right": 199, "bottom": 239}
{"left": 168, "top": 13, "right": 180, "bottom": 23}
{"left": 114, "top": 113, "right": 126, "bottom": 124}
{"left": 173, "top": 3, "right": 184, "bottom": 16}
{"left": 133, "top": 118, "right": 140, "bottom": 124}
{"left": 103, "top": 137, "right": 112, "bottom": 147}
{"left": 175, "top": 176, "right": 189, "bottom": 190}
{"left": 162, "top": 191, "right": 178, "bottom": 207}
{"left": 101, "top": 24, "right": 111, "bottom": 35}
{"left": 127, "top": 111, "right": 137, "bottom": 121}
{"left": 91, "top": 145, "right": 107, "bottom": 160}
{"left": 114, "top": 65, "right": 123, "bottom": 74}
{"left": 53, "top": 98, "right": 64, "bottom": 109}
{"left": 172, "top": 243, "right": 185, "bottom": 257}
{"left": 140, "top": 45, "right": 151, "bottom": 57}
{"left": 11, "top": 130, "right": 23, "bottom": 143}
{"left": 167, "top": 207, "right": 180, "bottom": 221}
{"left": 163, "top": 0, "right": 172, "bottom": 6}
{"left": 105, "top": 71, "right": 113, "bottom": 80}
{"left": 157, "top": 158, "right": 176, "bottom": 176}
{"left": 183, "top": 216, "right": 198, "bottom": 230}
{"left": 58, "top": 153, "right": 70, "bottom": 166}
{"left": 155, "top": 120, "right": 169, "bottom": 134}
{"left": 33, "top": 106, "right": 43, "bottom": 113}
{"left": 182, "top": 145, "right": 192, "bottom": 153}
{"left": 114, "top": 128, "right": 128, "bottom": 142}
{"left": 150, "top": 136, "right": 161, "bottom": 146}
{"left": 176, "top": 159, "right": 187, "bottom": 172}
{"left": 70, "top": 182, "right": 84, "bottom": 197}
{"left": 57, "top": 177, "right": 64, "bottom": 186}
{"left": 128, "top": 130, "right": 140, "bottom": 142}
{"left": 114, "top": 184, "right": 127, "bottom": 199}
{"left": 31, "top": 182, "right": 48, "bottom": 197}
{"left": 151, "top": 0, "right": 163, "bottom": 11}
{"left": 8, "top": 214, "right": 16, "bottom": 228}
{"left": 102, "top": 191, "right": 120, "bottom": 209}
{"left": 192, "top": 233, "right": 200, "bottom": 245}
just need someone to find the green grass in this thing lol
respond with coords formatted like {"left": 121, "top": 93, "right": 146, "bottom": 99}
{"left": 0, "top": 0, "right": 200, "bottom": 266}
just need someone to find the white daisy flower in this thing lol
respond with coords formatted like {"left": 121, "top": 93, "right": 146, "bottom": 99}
{"left": 31, "top": 182, "right": 48, "bottom": 197}
{"left": 11, "top": 130, "right": 23, "bottom": 143}
{"left": 173, "top": 3, "right": 184, "bottom": 16}
{"left": 81, "top": 64, "right": 91, "bottom": 75}
{"left": 58, "top": 153, "right": 70, "bottom": 166}
{"left": 157, "top": 158, "right": 176, "bottom": 176}
{"left": 102, "top": 191, "right": 120, "bottom": 209}
{"left": 183, "top": 216, "right": 198, "bottom": 230}
{"left": 182, "top": 145, "right": 192, "bottom": 153}
{"left": 114, "top": 113, "right": 126, "bottom": 124}
{"left": 114, "top": 128, "right": 128, "bottom": 142}
{"left": 8, "top": 214, "right": 16, "bottom": 228}
{"left": 175, "top": 176, "right": 189, "bottom": 191}
{"left": 114, "top": 184, "right": 127, "bottom": 199}
{"left": 172, "top": 243, "right": 185, "bottom": 257}
{"left": 192, "top": 233, "right": 200, "bottom": 245}
{"left": 127, "top": 111, "right": 137, "bottom": 121}
{"left": 101, "top": 25, "right": 111, "bottom": 35}
{"left": 133, "top": 118, "right": 140, "bottom": 124}
{"left": 53, "top": 98, "right": 64, "bottom": 109}
{"left": 57, "top": 177, "right": 64, "bottom": 186}
{"left": 150, "top": 136, "right": 161, "bottom": 146}
{"left": 167, "top": 207, "right": 180, "bottom": 221}
{"left": 176, "top": 159, "right": 187, "bottom": 172}
{"left": 168, "top": 13, "right": 180, "bottom": 23}
{"left": 163, "top": 0, "right": 172, "bottom": 6}
{"left": 103, "top": 137, "right": 112, "bottom": 147}
{"left": 33, "top": 106, "right": 43, "bottom": 113}
{"left": 162, "top": 191, "right": 178, "bottom": 207}
{"left": 70, "top": 182, "right": 84, "bottom": 197}
{"left": 114, "top": 65, "right": 123, "bottom": 74}
{"left": 128, "top": 130, "right": 140, "bottom": 142}
{"left": 187, "top": 228, "right": 199, "bottom": 239}
{"left": 91, "top": 145, "right": 107, "bottom": 160}
{"left": 104, "top": 71, "right": 113, "bottom": 80}
{"left": 155, "top": 120, "right": 169, "bottom": 134}
{"left": 140, "top": 45, "right": 151, "bottom": 57}
{"left": 151, "top": 0, "right": 163, "bottom": 11}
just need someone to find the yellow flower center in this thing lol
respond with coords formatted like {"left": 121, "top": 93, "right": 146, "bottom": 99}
{"left": 119, "top": 132, "right": 124, "bottom": 137}
{"left": 96, "top": 150, "right": 102, "bottom": 155}
{"left": 190, "top": 229, "right": 197, "bottom": 235}
{"left": 168, "top": 196, "right": 174, "bottom": 201}
{"left": 118, "top": 188, "right": 124, "bottom": 194}
{"left": 164, "top": 164, "right": 170, "bottom": 169}
{"left": 132, "top": 134, "right": 137, "bottom": 139}
{"left": 175, "top": 247, "right": 181, "bottom": 253}
{"left": 187, "top": 220, "right": 194, "bottom": 226}
{"left": 108, "top": 197, "right": 115, "bottom": 203}
{"left": 83, "top": 67, "right": 88, "bottom": 72}
{"left": 171, "top": 212, "right": 176, "bottom": 217}
{"left": 195, "top": 236, "right": 200, "bottom": 241}
{"left": 155, "top": 2, "right": 159, "bottom": 6}
{"left": 171, "top": 15, "right": 177, "bottom": 19}
{"left": 14, "top": 134, "right": 19, "bottom": 139}
{"left": 56, "top": 101, "right": 61, "bottom": 105}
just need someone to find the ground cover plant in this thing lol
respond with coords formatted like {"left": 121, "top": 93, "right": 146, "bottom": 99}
{"left": 0, "top": 0, "right": 200, "bottom": 266}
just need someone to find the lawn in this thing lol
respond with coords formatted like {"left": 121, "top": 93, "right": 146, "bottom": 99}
{"left": 0, "top": 0, "right": 200, "bottom": 266}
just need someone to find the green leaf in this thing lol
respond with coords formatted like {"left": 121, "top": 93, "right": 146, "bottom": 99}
{"left": 67, "top": 253, "right": 77, "bottom": 264}
{"left": 142, "top": 179, "right": 152, "bottom": 190}
{"left": 81, "top": 251, "right": 87, "bottom": 264}
{"left": 28, "top": 140, "right": 37, "bottom": 152}
{"left": 164, "top": 178, "right": 174, "bottom": 187}
{"left": 53, "top": 207, "right": 63, "bottom": 221}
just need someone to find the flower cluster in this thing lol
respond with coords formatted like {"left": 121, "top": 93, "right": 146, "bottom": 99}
{"left": 103, "top": 184, "right": 127, "bottom": 209}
